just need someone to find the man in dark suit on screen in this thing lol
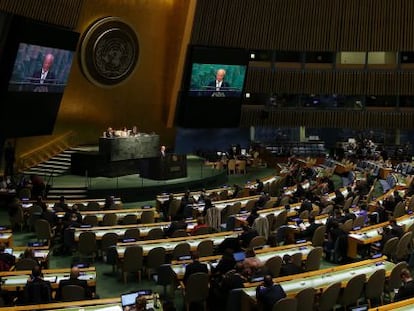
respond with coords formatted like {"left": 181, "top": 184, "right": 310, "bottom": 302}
{"left": 31, "top": 53, "right": 56, "bottom": 92}
{"left": 206, "top": 68, "right": 230, "bottom": 92}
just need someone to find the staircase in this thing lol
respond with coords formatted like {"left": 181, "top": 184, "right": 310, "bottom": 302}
{"left": 46, "top": 185, "right": 88, "bottom": 200}
{"left": 22, "top": 149, "right": 76, "bottom": 177}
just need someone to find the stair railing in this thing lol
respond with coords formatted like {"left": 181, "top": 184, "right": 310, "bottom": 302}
{"left": 17, "top": 131, "right": 77, "bottom": 173}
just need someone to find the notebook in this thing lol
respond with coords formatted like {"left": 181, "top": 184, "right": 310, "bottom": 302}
{"left": 121, "top": 290, "right": 153, "bottom": 311}
{"left": 4, "top": 248, "right": 12, "bottom": 255}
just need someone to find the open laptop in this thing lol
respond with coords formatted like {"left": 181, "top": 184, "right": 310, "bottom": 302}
{"left": 121, "top": 290, "right": 153, "bottom": 311}
{"left": 233, "top": 251, "right": 246, "bottom": 262}
{"left": 4, "top": 248, "right": 12, "bottom": 255}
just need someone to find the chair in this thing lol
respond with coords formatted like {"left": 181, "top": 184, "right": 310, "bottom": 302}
{"left": 337, "top": 273, "right": 366, "bottom": 310}
{"left": 171, "top": 229, "right": 189, "bottom": 238}
{"left": 393, "top": 201, "right": 406, "bottom": 218}
{"left": 393, "top": 231, "right": 413, "bottom": 262}
{"left": 295, "top": 287, "right": 316, "bottom": 311}
{"left": 140, "top": 210, "right": 155, "bottom": 224}
{"left": 182, "top": 272, "right": 209, "bottom": 311}
{"left": 145, "top": 246, "right": 166, "bottom": 280}
{"left": 192, "top": 226, "right": 213, "bottom": 235}
{"left": 73, "top": 203, "right": 87, "bottom": 211}
{"left": 18, "top": 188, "right": 31, "bottom": 200}
{"left": 248, "top": 235, "right": 267, "bottom": 249}
{"left": 272, "top": 210, "right": 287, "bottom": 232}
{"left": 340, "top": 219, "right": 354, "bottom": 233}
{"left": 34, "top": 219, "right": 54, "bottom": 246}
{"left": 77, "top": 231, "right": 97, "bottom": 263}
{"left": 120, "top": 245, "right": 144, "bottom": 283}
{"left": 100, "top": 232, "right": 119, "bottom": 259}
{"left": 122, "top": 214, "right": 138, "bottom": 225}
{"left": 102, "top": 213, "right": 117, "bottom": 226}
{"left": 264, "top": 255, "right": 282, "bottom": 278}
{"left": 384, "top": 261, "right": 408, "bottom": 301}
{"left": 236, "top": 160, "right": 247, "bottom": 174}
{"left": 353, "top": 215, "right": 365, "bottom": 229}
{"left": 381, "top": 236, "right": 399, "bottom": 259}
{"left": 157, "top": 264, "right": 178, "bottom": 300}
{"left": 9, "top": 205, "right": 25, "bottom": 232}
{"left": 252, "top": 217, "right": 269, "bottom": 240}
{"left": 205, "top": 206, "right": 221, "bottom": 232}
{"left": 315, "top": 282, "right": 341, "bottom": 311}
{"left": 227, "top": 159, "right": 237, "bottom": 175}
{"left": 291, "top": 252, "right": 303, "bottom": 269}
{"left": 61, "top": 285, "right": 86, "bottom": 302}
{"left": 86, "top": 202, "right": 100, "bottom": 211}
{"left": 311, "top": 225, "right": 326, "bottom": 247}
{"left": 244, "top": 199, "right": 258, "bottom": 213}
{"left": 365, "top": 268, "right": 385, "bottom": 308}
{"left": 272, "top": 297, "right": 297, "bottom": 311}
{"left": 82, "top": 215, "right": 98, "bottom": 226}
{"left": 172, "top": 242, "right": 191, "bottom": 260}
{"left": 299, "top": 210, "right": 309, "bottom": 220}
{"left": 197, "top": 239, "right": 214, "bottom": 257}
{"left": 124, "top": 228, "right": 140, "bottom": 241}
{"left": 304, "top": 246, "right": 323, "bottom": 271}
{"left": 146, "top": 228, "right": 164, "bottom": 240}
{"left": 15, "top": 258, "right": 39, "bottom": 271}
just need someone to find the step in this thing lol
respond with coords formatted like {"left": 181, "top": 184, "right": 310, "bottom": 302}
{"left": 47, "top": 194, "right": 88, "bottom": 200}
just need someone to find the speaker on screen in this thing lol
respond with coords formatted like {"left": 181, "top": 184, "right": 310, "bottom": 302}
{"left": 0, "top": 12, "right": 79, "bottom": 138}
{"left": 176, "top": 45, "right": 249, "bottom": 128}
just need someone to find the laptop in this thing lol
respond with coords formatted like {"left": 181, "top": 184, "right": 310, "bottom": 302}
{"left": 121, "top": 290, "right": 153, "bottom": 311}
{"left": 233, "top": 251, "right": 246, "bottom": 262}
{"left": 4, "top": 248, "right": 12, "bottom": 255}
{"left": 350, "top": 305, "right": 368, "bottom": 311}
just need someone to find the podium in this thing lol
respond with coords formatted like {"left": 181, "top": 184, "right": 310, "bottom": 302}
{"left": 139, "top": 154, "right": 187, "bottom": 180}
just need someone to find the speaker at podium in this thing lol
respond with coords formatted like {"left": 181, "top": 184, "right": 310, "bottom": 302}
{"left": 139, "top": 154, "right": 187, "bottom": 180}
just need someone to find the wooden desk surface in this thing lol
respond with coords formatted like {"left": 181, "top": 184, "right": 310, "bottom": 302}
{"left": 116, "top": 231, "right": 237, "bottom": 257}
{"left": 242, "top": 256, "right": 394, "bottom": 305}
{"left": 369, "top": 296, "right": 414, "bottom": 310}
{"left": 171, "top": 242, "right": 314, "bottom": 279}
{"left": 0, "top": 267, "right": 96, "bottom": 291}
{"left": 74, "top": 219, "right": 197, "bottom": 240}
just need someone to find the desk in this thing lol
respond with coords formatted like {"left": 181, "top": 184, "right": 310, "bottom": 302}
{"left": 13, "top": 246, "right": 50, "bottom": 268}
{"left": 156, "top": 186, "right": 235, "bottom": 209}
{"left": 0, "top": 267, "right": 96, "bottom": 292}
{"left": 22, "top": 197, "right": 123, "bottom": 210}
{"left": 116, "top": 231, "right": 237, "bottom": 257}
{"left": 347, "top": 214, "right": 414, "bottom": 258}
{"left": 0, "top": 296, "right": 162, "bottom": 311}
{"left": 57, "top": 208, "right": 160, "bottom": 224}
{"left": 241, "top": 256, "right": 394, "bottom": 311}
{"left": 171, "top": 242, "right": 314, "bottom": 280}
{"left": 74, "top": 219, "right": 197, "bottom": 241}
{"left": 0, "top": 230, "right": 13, "bottom": 246}
{"left": 369, "top": 296, "right": 414, "bottom": 310}
{"left": 99, "top": 134, "right": 160, "bottom": 161}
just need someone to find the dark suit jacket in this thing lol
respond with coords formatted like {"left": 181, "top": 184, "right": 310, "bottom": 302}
{"left": 31, "top": 70, "right": 56, "bottom": 84}
{"left": 183, "top": 260, "right": 208, "bottom": 284}
{"left": 256, "top": 284, "right": 286, "bottom": 311}
{"left": 56, "top": 277, "right": 91, "bottom": 301}
{"left": 395, "top": 280, "right": 414, "bottom": 301}
{"left": 164, "top": 220, "right": 188, "bottom": 237}
{"left": 24, "top": 278, "right": 52, "bottom": 304}
{"left": 279, "top": 263, "right": 303, "bottom": 277}
{"left": 207, "top": 80, "right": 230, "bottom": 90}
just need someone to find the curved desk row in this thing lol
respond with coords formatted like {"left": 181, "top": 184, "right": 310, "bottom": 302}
{"left": 241, "top": 256, "right": 394, "bottom": 311}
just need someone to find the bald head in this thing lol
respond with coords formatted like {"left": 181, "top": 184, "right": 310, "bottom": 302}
{"left": 42, "top": 53, "right": 54, "bottom": 71}
{"left": 70, "top": 266, "right": 80, "bottom": 279}
{"left": 216, "top": 69, "right": 226, "bottom": 82}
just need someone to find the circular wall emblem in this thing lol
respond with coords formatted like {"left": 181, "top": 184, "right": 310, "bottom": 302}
{"left": 79, "top": 17, "right": 139, "bottom": 87}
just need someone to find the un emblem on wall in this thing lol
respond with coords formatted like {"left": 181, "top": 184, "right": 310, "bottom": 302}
{"left": 79, "top": 17, "right": 139, "bottom": 87}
